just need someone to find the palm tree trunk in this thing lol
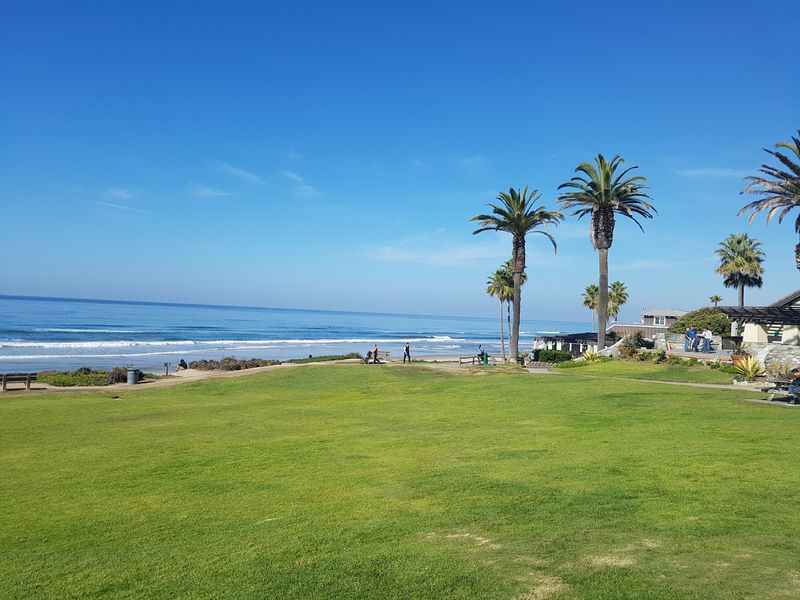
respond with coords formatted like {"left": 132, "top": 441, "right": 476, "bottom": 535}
{"left": 507, "top": 301, "right": 511, "bottom": 345}
{"left": 498, "top": 299, "right": 506, "bottom": 361}
{"left": 510, "top": 236, "right": 525, "bottom": 362}
{"left": 597, "top": 248, "right": 609, "bottom": 350}
{"left": 738, "top": 282, "right": 745, "bottom": 308}
{"left": 510, "top": 272, "right": 521, "bottom": 360}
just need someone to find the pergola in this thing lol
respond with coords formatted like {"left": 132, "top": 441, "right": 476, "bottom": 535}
{"left": 717, "top": 289, "right": 800, "bottom": 344}
{"left": 717, "top": 305, "right": 800, "bottom": 326}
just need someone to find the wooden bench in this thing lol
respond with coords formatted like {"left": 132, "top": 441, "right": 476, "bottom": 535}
{"left": 1, "top": 373, "right": 38, "bottom": 391}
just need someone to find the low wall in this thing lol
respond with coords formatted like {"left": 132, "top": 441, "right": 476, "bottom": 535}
{"left": 744, "top": 343, "right": 800, "bottom": 370}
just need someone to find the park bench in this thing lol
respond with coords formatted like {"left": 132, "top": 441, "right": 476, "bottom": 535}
{"left": 1, "top": 373, "right": 38, "bottom": 392}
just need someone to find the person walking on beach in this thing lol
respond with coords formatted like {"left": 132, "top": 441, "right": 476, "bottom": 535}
{"left": 403, "top": 343, "right": 412, "bottom": 363}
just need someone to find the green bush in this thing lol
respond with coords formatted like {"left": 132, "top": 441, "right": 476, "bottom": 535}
{"left": 39, "top": 369, "right": 111, "bottom": 387}
{"left": 108, "top": 367, "right": 129, "bottom": 384}
{"left": 669, "top": 308, "right": 730, "bottom": 336}
{"left": 189, "top": 357, "right": 281, "bottom": 371}
{"left": 651, "top": 349, "right": 667, "bottom": 363}
{"left": 537, "top": 349, "right": 573, "bottom": 363}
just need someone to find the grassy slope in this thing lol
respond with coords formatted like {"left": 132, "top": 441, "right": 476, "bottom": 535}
{"left": 1, "top": 365, "right": 798, "bottom": 600}
{"left": 559, "top": 360, "right": 736, "bottom": 384}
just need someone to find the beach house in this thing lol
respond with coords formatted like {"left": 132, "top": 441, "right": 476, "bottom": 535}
{"left": 607, "top": 308, "right": 686, "bottom": 340}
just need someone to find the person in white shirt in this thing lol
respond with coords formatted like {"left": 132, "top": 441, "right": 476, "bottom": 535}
{"left": 701, "top": 329, "right": 714, "bottom": 352}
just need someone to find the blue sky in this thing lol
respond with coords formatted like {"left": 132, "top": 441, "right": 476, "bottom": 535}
{"left": 2, "top": 2, "right": 799, "bottom": 322}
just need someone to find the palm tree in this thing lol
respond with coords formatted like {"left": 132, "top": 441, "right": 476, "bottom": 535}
{"left": 608, "top": 281, "right": 629, "bottom": 322}
{"left": 558, "top": 155, "right": 656, "bottom": 349}
{"left": 709, "top": 294, "right": 722, "bottom": 307}
{"left": 582, "top": 284, "right": 599, "bottom": 331}
{"left": 715, "top": 233, "right": 765, "bottom": 307}
{"left": 500, "top": 259, "right": 526, "bottom": 342}
{"left": 486, "top": 271, "right": 507, "bottom": 361}
{"left": 472, "top": 187, "right": 563, "bottom": 360}
{"left": 739, "top": 130, "right": 800, "bottom": 270}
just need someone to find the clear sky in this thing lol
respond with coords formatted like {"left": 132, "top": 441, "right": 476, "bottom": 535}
{"left": 2, "top": 2, "right": 799, "bottom": 322}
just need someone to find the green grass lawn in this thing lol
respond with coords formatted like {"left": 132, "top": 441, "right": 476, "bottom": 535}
{"left": 2, "top": 365, "right": 798, "bottom": 599}
{"left": 558, "top": 360, "right": 736, "bottom": 385}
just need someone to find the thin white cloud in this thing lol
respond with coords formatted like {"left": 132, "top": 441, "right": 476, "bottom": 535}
{"left": 216, "top": 161, "right": 265, "bottom": 184}
{"left": 282, "top": 170, "right": 319, "bottom": 197}
{"left": 287, "top": 149, "right": 303, "bottom": 160}
{"left": 96, "top": 201, "right": 150, "bottom": 214}
{"left": 676, "top": 167, "right": 749, "bottom": 178}
{"left": 105, "top": 187, "right": 133, "bottom": 200}
{"left": 190, "top": 185, "right": 232, "bottom": 198}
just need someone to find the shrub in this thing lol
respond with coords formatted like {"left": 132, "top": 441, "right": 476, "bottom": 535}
{"left": 537, "top": 349, "right": 573, "bottom": 363}
{"left": 188, "top": 357, "right": 281, "bottom": 371}
{"left": 651, "top": 349, "right": 667, "bottom": 363}
{"left": 39, "top": 369, "right": 111, "bottom": 387}
{"left": 618, "top": 333, "right": 646, "bottom": 359}
{"left": 669, "top": 308, "right": 730, "bottom": 336}
{"left": 107, "top": 367, "right": 130, "bottom": 384}
{"left": 767, "top": 361, "right": 795, "bottom": 381}
{"left": 666, "top": 356, "right": 687, "bottom": 366}
{"left": 582, "top": 350, "right": 601, "bottom": 362}
{"left": 733, "top": 356, "right": 765, "bottom": 382}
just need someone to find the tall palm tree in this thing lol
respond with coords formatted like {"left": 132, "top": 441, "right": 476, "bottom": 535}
{"left": 582, "top": 284, "right": 599, "bottom": 331}
{"left": 500, "top": 259, "right": 526, "bottom": 342}
{"left": 558, "top": 155, "right": 656, "bottom": 349}
{"left": 715, "top": 233, "right": 765, "bottom": 307}
{"left": 709, "top": 294, "right": 722, "bottom": 307}
{"left": 739, "top": 130, "right": 800, "bottom": 270}
{"left": 472, "top": 187, "right": 562, "bottom": 360}
{"left": 486, "top": 271, "right": 507, "bottom": 361}
{"left": 608, "top": 281, "right": 629, "bottom": 322}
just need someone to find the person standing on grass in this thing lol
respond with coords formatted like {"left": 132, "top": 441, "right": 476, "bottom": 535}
{"left": 403, "top": 343, "right": 411, "bottom": 363}
{"left": 373, "top": 344, "right": 380, "bottom": 364}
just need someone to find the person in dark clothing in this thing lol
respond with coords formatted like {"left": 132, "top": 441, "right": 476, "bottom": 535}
{"left": 403, "top": 343, "right": 412, "bottom": 363}
{"left": 373, "top": 345, "right": 380, "bottom": 364}
{"left": 178, "top": 359, "right": 188, "bottom": 370}
{"left": 365, "top": 350, "right": 373, "bottom": 364}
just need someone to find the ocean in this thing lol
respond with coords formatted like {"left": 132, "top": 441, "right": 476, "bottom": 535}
{"left": 0, "top": 295, "right": 589, "bottom": 372}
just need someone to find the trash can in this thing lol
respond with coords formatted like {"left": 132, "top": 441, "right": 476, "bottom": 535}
{"left": 126, "top": 368, "right": 139, "bottom": 385}
{"left": 483, "top": 353, "right": 489, "bottom": 366}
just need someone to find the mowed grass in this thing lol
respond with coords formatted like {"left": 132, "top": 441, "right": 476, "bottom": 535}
{"left": 559, "top": 360, "right": 736, "bottom": 384}
{"left": 1, "top": 365, "right": 799, "bottom": 599}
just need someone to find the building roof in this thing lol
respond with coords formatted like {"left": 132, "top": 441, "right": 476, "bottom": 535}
{"left": 640, "top": 308, "right": 687, "bottom": 317}
{"left": 770, "top": 289, "right": 800, "bottom": 308}
{"left": 716, "top": 305, "right": 800, "bottom": 326}
{"left": 718, "top": 289, "right": 800, "bottom": 325}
